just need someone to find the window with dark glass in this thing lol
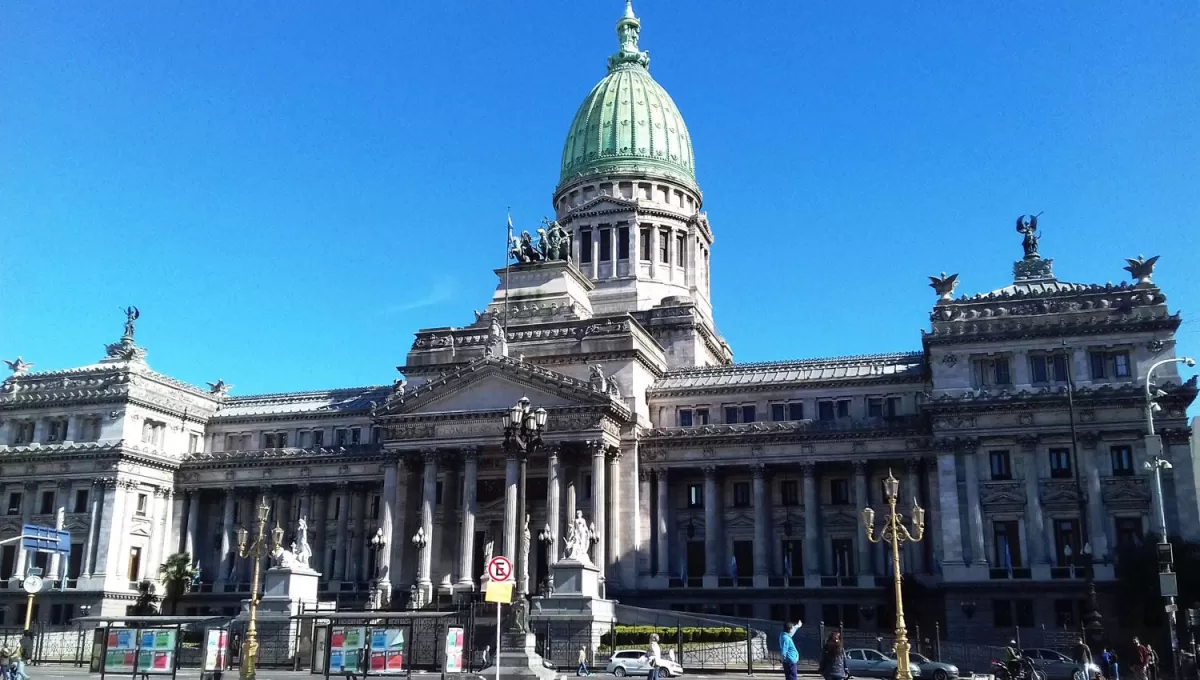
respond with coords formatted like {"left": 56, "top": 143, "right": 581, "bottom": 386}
{"left": 370, "top": 496, "right": 381, "bottom": 520}
{"left": 1111, "top": 445, "right": 1134, "bottom": 476}
{"left": 733, "top": 482, "right": 751, "bottom": 508}
{"left": 351, "top": 427, "right": 361, "bottom": 445}
{"left": 640, "top": 227, "right": 651, "bottom": 261}
{"left": 1054, "top": 519, "right": 1081, "bottom": 567}
{"left": 1115, "top": 517, "right": 1144, "bottom": 550}
{"left": 313, "top": 429, "right": 324, "bottom": 447}
{"left": 676, "top": 234, "right": 685, "bottom": 265}
{"left": 264, "top": 433, "right": 277, "bottom": 448}
{"left": 1054, "top": 599, "right": 1079, "bottom": 628}
{"left": 993, "top": 599, "right": 1015, "bottom": 628}
{"left": 1089, "top": 352, "right": 1106, "bottom": 379}
{"left": 1049, "top": 448, "right": 1072, "bottom": 478}
{"left": 687, "top": 484, "right": 703, "bottom": 508}
{"left": 836, "top": 400, "right": 851, "bottom": 418}
{"left": 435, "top": 481, "right": 443, "bottom": 505}
{"left": 886, "top": 397, "right": 901, "bottom": 416}
{"left": 7, "top": 493, "right": 22, "bottom": 515}
{"left": 831, "top": 538, "right": 854, "bottom": 574}
{"left": 0, "top": 546, "right": 14, "bottom": 580}
{"left": 618, "top": 226, "right": 630, "bottom": 259}
{"left": 830, "top": 479, "right": 851, "bottom": 505}
{"left": 371, "top": 427, "right": 382, "bottom": 444}
{"left": 659, "top": 229, "right": 670, "bottom": 263}
{"left": 1031, "top": 353, "right": 1069, "bottom": 383}
{"left": 1113, "top": 351, "right": 1131, "bottom": 377}
{"left": 39, "top": 491, "right": 54, "bottom": 515}
{"left": 136, "top": 493, "right": 148, "bottom": 516}
{"left": 73, "top": 490, "right": 88, "bottom": 513}
{"left": 974, "top": 357, "right": 1012, "bottom": 386}
{"left": 818, "top": 401, "right": 835, "bottom": 421}
{"left": 695, "top": 408, "right": 710, "bottom": 425}
{"left": 993, "top": 520, "right": 1022, "bottom": 568}
{"left": 867, "top": 398, "right": 884, "bottom": 418}
{"left": 599, "top": 228, "right": 612, "bottom": 261}
{"left": 724, "top": 406, "right": 740, "bottom": 424}
{"left": 742, "top": 405, "right": 756, "bottom": 423}
{"left": 678, "top": 409, "right": 693, "bottom": 427}
{"left": 789, "top": 403, "right": 804, "bottom": 420}
{"left": 581, "top": 232, "right": 593, "bottom": 263}
{"left": 335, "top": 429, "right": 348, "bottom": 446}
{"left": 780, "top": 480, "right": 800, "bottom": 506}
{"left": 771, "top": 404, "right": 787, "bottom": 422}
{"left": 989, "top": 450, "right": 1013, "bottom": 480}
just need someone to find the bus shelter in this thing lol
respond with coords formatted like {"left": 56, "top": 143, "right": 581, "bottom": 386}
{"left": 75, "top": 615, "right": 231, "bottom": 680}
{"left": 295, "top": 611, "right": 470, "bottom": 680}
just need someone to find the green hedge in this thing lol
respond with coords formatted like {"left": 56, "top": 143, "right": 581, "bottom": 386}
{"left": 600, "top": 625, "right": 749, "bottom": 646}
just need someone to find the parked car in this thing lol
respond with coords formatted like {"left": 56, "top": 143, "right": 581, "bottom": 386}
{"left": 1022, "top": 648, "right": 1101, "bottom": 680}
{"left": 898, "top": 651, "right": 959, "bottom": 680}
{"left": 846, "top": 648, "right": 922, "bottom": 679}
{"left": 606, "top": 649, "right": 685, "bottom": 677}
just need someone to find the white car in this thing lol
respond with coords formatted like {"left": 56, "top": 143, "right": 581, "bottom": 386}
{"left": 606, "top": 649, "right": 684, "bottom": 677}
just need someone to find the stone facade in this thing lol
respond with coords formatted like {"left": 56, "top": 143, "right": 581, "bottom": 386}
{"left": 1, "top": 2, "right": 1196, "bottom": 644}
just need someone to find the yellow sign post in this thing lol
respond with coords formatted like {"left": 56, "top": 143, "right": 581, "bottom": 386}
{"left": 484, "top": 557, "right": 515, "bottom": 680}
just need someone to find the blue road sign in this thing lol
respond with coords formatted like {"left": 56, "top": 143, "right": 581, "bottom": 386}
{"left": 21, "top": 524, "right": 70, "bottom": 554}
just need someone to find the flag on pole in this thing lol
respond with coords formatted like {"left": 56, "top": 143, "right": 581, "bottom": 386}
{"left": 680, "top": 559, "right": 687, "bottom": 583}
{"left": 731, "top": 555, "right": 738, "bottom": 578}
{"left": 1003, "top": 539, "right": 1014, "bottom": 577}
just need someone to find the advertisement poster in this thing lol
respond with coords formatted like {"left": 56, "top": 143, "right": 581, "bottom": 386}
{"left": 137, "top": 629, "right": 178, "bottom": 674}
{"left": 105, "top": 629, "right": 137, "bottom": 672}
{"left": 444, "top": 627, "right": 464, "bottom": 673}
{"left": 369, "top": 628, "right": 405, "bottom": 674}
{"left": 328, "top": 627, "right": 367, "bottom": 673}
{"left": 202, "top": 629, "right": 229, "bottom": 672}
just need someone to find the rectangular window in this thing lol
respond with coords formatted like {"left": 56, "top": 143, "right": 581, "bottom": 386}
{"left": 1111, "top": 445, "right": 1134, "bottom": 476}
{"left": 371, "top": 426, "right": 382, "bottom": 444}
{"left": 830, "top": 479, "right": 851, "bottom": 505}
{"left": 370, "top": 495, "right": 381, "bottom": 520}
{"left": 313, "top": 429, "right": 324, "bottom": 447}
{"left": 640, "top": 227, "right": 651, "bottom": 261}
{"left": 435, "top": 481, "right": 444, "bottom": 505}
{"left": 1054, "top": 600, "right": 1079, "bottom": 628}
{"left": 1115, "top": 518, "right": 1144, "bottom": 550}
{"left": 788, "top": 403, "right": 804, "bottom": 420}
{"left": 581, "top": 232, "right": 593, "bottom": 263}
{"left": 226, "top": 434, "right": 238, "bottom": 451}
{"left": 264, "top": 433, "right": 277, "bottom": 449}
{"left": 128, "top": 547, "right": 142, "bottom": 581}
{"left": 351, "top": 427, "right": 361, "bottom": 445}
{"left": 974, "top": 357, "right": 1012, "bottom": 386}
{"left": 1049, "top": 448, "right": 1073, "bottom": 478}
{"left": 1054, "top": 519, "right": 1081, "bottom": 567}
{"left": 67, "top": 544, "right": 84, "bottom": 578}
{"left": 0, "top": 545, "right": 14, "bottom": 579}
{"left": 39, "top": 491, "right": 54, "bottom": 515}
{"left": 188, "top": 433, "right": 199, "bottom": 453}
{"left": 1089, "top": 352, "right": 1107, "bottom": 379}
{"left": 687, "top": 484, "right": 703, "bottom": 508}
{"left": 8, "top": 493, "right": 22, "bottom": 515}
{"left": 780, "top": 480, "right": 800, "bottom": 506}
{"left": 836, "top": 400, "right": 851, "bottom": 418}
{"left": 993, "top": 599, "right": 1015, "bottom": 628}
{"left": 675, "top": 234, "right": 685, "bottom": 265}
{"left": 136, "top": 493, "right": 148, "bottom": 516}
{"left": 73, "top": 490, "right": 89, "bottom": 513}
{"left": 1113, "top": 351, "right": 1131, "bottom": 377}
{"left": 771, "top": 403, "right": 787, "bottom": 422}
{"left": 694, "top": 408, "right": 709, "bottom": 425}
{"left": 818, "top": 401, "right": 835, "bottom": 421}
{"left": 659, "top": 229, "right": 670, "bottom": 263}
{"left": 278, "top": 432, "right": 288, "bottom": 448}
{"left": 618, "top": 226, "right": 630, "bottom": 259}
{"left": 989, "top": 450, "right": 1013, "bottom": 480}
{"left": 742, "top": 405, "right": 756, "bottom": 423}
{"left": 677, "top": 409, "right": 693, "bottom": 427}
{"left": 335, "top": 429, "right": 348, "bottom": 446}
{"left": 599, "top": 227, "right": 612, "bottom": 261}
{"left": 867, "top": 398, "right": 883, "bottom": 418}
{"left": 1030, "top": 353, "right": 1069, "bottom": 383}
{"left": 724, "top": 406, "right": 739, "bottom": 424}
{"left": 733, "top": 482, "right": 751, "bottom": 508}
{"left": 993, "top": 520, "right": 1023, "bottom": 568}
{"left": 886, "top": 397, "right": 902, "bottom": 417}
{"left": 831, "top": 538, "right": 854, "bottom": 574}
{"left": 13, "top": 421, "right": 34, "bottom": 445}
{"left": 46, "top": 419, "right": 68, "bottom": 442}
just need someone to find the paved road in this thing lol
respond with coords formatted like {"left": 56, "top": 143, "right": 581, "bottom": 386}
{"left": 24, "top": 666, "right": 822, "bottom": 680}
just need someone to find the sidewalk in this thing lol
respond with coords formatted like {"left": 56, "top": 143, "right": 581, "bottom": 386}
{"left": 24, "top": 665, "right": 822, "bottom": 680}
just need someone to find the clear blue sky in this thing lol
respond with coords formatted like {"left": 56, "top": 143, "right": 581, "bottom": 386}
{"left": 2, "top": 1, "right": 1198, "bottom": 398}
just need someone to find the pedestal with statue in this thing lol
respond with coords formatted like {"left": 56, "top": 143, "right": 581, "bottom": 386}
{"left": 235, "top": 517, "right": 324, "bottom": 666}
{"left": 528, "top": 510, "right": 615, "bottom": 669}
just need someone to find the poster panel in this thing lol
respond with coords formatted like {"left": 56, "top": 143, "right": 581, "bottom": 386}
{"left": 137, "top": 629, "right": 178, "bottom": 674}
{"left": 203, "top": 629, "right": 229, "bottom": 672}
{"left": 105, "top": 629, "right": 137, "bottom": 673}
{"left": 444, "top": 627, "right": 464, "bottom": 673}
{"left": 369, "top": 628, "right": 405, "bottom": 674}
{"left": 328, "top": 627, "right": 367, "bottom": 674}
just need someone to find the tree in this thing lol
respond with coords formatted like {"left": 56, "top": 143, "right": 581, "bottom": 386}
{"left": 158, "top": 552, "right": 200, "bottom": 615}
{"left": 130, "top": 580, "right": 160, "bottom": 616}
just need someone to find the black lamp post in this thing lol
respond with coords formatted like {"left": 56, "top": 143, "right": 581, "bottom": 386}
{"left": 1062, "top": 340, "right": 1105, "bottom": 648}
{"left": 501, "top": 396, "right": 546, "bottom": 630}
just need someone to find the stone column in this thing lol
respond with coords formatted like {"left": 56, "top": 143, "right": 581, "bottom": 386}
{"left": 317, "top": 490, "right": 334, "bottom": 579}
{"left": 936, "top": 452, "right": 964, "bottom": 566}
{"left": 853, "top": 461, "right": 873, "bottom": 577}
{"left": 1020, "top": 438, "right": 1047, "bottom": 565}
{"left": 83, "top": 481, "right": 105, "bottom": 577}
{"left": 439, "top": 464, "right": 460, "bottom": 583}
{"left": 392, "top": 459, "right": 415, "bottom": 588}
{"left": 546, "top": 445, "right": 562, "bottom": 560}
{"left": 458, "top": 448, "right": 479, "bottom": 588}
{"left": 417, "top": 450, "right": 438, "bottom": 600}
{"left": 504, "top": 450, "right": 520, "bottom": 561}
{"left": 607, "top": 449, "right": 621, "bottom": 579}
{"left": 752, "top": 464, "right": 769, "bottom": 586}
{"left": 298, "top": 484, "right": 313, "bottom": 523}
{"left": 591, "top": 442, "right": 608, "bottom": 577}
{"left": 159, "top": 489, "right": 175, "bottom": 569}
{"left": 217, "top": 491, "right": 236, "bottom": 585}
{"left": 379, "top": 467, "right": 397, "bottom": 594}
{"left": 332, "top": 482, "right": 350, "bottom": 581}
{"left": 185, "top": 491, "right": 200, "bottom": 557}
{"left": 93, "top": 479, "right": 127, "bottom": 581}
{"left": 49, "top": 481, "right": 71, "bottom": 579}
{"left": 802, "top": 463, "right": 820, "bottom": 577}
{"left": 655, "top": 469, "right": 670, "bottom": 577}
{"left": 1081, "top": 437, "right": 1110, "bottom": 560}
{"left": 144, "top": 490, "right": 163, "bottom": 582}
{"left": 963, "top": 448, "right": 987, "bottom": 565}
{"left": 703, "top": 466, "right": 720, "bottom": 580}
{"left": 351, "top": 492, "right": 366, "bottom": 581}
{"left": 565, "top": 468, "right": 578, "bottom": 529}
{"left": 905, "top": 459, "right": 924, "bottom": 573}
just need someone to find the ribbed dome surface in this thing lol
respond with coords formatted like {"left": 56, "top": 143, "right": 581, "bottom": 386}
{"left": 559, "top": 2, "right": 696, "bottom": 189}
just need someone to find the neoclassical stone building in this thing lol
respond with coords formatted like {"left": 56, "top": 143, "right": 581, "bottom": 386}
{"left": 1, "top": 2, "right": 1196, "bottom": 641}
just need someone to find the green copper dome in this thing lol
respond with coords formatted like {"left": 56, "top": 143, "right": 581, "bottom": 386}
{"left": 559, "top": 1, "right": 697, "bottom": 190}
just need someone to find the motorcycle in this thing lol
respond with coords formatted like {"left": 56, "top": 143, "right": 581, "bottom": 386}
{"left": 991, "top": 656, "right": 1047, "bottom": 680}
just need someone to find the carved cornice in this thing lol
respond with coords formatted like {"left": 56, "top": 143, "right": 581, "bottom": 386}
{"left": 923, "top": 378, "right": 1198, "bottom": 413}
{"left": 923, "top": 316, "right": 1181, "bottom": 346}
{"left": 181, "top": 445, "right": 385, "bottom": 469}
{"left": 643, "top": 416, "right": 926, "bottom": 447}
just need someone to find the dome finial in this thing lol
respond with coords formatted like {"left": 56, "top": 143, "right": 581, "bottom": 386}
{"left": 609, "top": 0, "right": 650, "bottom": 72}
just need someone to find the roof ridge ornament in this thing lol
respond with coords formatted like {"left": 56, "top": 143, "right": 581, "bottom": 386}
{"left": 4, "top": 357, "right": 33, "bottom": 377}
{"left": 101, "top": 305, "right": 148, "bottom": 363}
{"left": 1012, "top": 213, "right": 1055, "bottom": 282}
{"left": 608, "top": 0, "right": 651, "bottom": 72}
{"left": 1124, "top": 255, "right": 1160, "bottom": 285}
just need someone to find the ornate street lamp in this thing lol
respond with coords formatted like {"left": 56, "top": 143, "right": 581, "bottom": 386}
{"left": 369, "top": 528, "right": 388, "bottom": 610}
{"left": 236, "top": 496, "right": 274, "bottom": 680}
{"left": 501, "top": 397, "right": 546, "bottom": 602}
{"left": 863, "top": 470, "right": 925, "bottom": 680}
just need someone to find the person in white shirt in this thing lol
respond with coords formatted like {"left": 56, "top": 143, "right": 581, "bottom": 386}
{"left": 647, "top": 634, "right": 663, "bottom": 680}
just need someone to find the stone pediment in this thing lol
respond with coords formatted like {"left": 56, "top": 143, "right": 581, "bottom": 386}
{"left": 379, "top": 355, "right": 628, "bottom": 420}
{"left": 980, "top": 481, "right": 1026, "bottom": 509}
{"left": 563, "top": 195, "right": 639, "bottom": 218}
{"left": 1101, "top": 477, "right": 1151, "bottom": 509}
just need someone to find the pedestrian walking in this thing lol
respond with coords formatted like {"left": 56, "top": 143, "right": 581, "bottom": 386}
{"left": 646, "top": 633, "right": 664, "bottom": 680}
{"left": 1102, "top": 647, "right": 1120, "bottom": 680}
{"left": 1073, "top": 636, "right": 1094, "bottom": 680}
{"left": 1146, "top": 645, "right": 1159, "bottom": 680}
{"left": 0, "top": 647, "right": 11, "bottom": 680}
{"left": 1132, "top": 638, "right": 1150, "bottom": 680}
{"left": 480, "top": 645, "right": 491, "bottom": 670}
{"left": 576, "top": 647, "right": 589, "bottom": 676}
{"left": 779, "top": 621, "right": 801, "bottom": 680}
{"left": 818, "top": 630, "right": 847, "bottom": 680}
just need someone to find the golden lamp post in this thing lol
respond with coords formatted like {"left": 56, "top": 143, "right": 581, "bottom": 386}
{"left": 862, "top": 470, "right": 926, "bottom": 680}
{"left": 236, "top": 497, "right": 281, "bottom": 680}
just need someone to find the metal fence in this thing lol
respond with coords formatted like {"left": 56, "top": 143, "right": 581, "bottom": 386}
{"left": 0, "top": 624, "right": 90, "bottom": 664}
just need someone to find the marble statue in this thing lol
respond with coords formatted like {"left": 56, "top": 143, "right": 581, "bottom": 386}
{"left": 563, "top": 510, "right": 594, "bottom": 565}
{"left": 271, "top": 544, "right": 298, "bottom": 569}
{"left": 520, "top": 514, "right": 531, "bottom": 593}
{"left": 294, "top": 517, "right": 312, "bottom": 567}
